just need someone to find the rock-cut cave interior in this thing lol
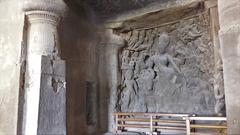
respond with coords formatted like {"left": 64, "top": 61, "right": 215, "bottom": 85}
{"left": 0, "top": 0, "right": 240, "bottom": 135}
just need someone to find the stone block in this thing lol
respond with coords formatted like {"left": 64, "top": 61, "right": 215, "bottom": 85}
{"left": 37, "top": 56, "right": 66, "bottom": 135}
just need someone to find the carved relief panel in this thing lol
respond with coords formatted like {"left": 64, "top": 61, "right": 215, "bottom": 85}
{"left": 116, "top": 12, "right": 225, "bottom": 115}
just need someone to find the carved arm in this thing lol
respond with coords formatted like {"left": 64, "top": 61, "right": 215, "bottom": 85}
{"left": 167, "top": 54, "right": 181, "bottom": 74}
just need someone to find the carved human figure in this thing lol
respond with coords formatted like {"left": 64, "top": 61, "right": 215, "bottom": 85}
{"left": 131, "top": 51, "right": 139, "bottom": 61}
{"left": 148, "top": 29, "right": 156, "bottom": 49}
{"left": 149, "top": 32, "right": 181, "bottom": 83}
{"left": 121, "top": 50, "right": 130, "bottom": 83}
{"left": 136, "top": 29, "right": 155, "bottom": 52}
{"left": 127, "top": 30, "right": 139, "bottom": 49}
{"left": 134, "top": 52, "right": 148, "bottom": 77}
{"left": 122, "top": 60, "right": 135, "bottom": 82}
{"left": 214, "top": 89, "right": 225, "bottom": 116}
{"left": 121, "top": 61, "right": 138, "bottom": 111}
{"left": 121, "top": 50, "right": 130, "bottom": 69}
{"left": 129, "top": 30, "right": 145, "bottom": 50}
{"left": 133, "top": 59, "right": 155, "bottom": 112}
{"left": 214, "top": 60, "right": 225, "bottom": 116}
{"left": 136, "top": 64, "right": 155, "bottom": 92}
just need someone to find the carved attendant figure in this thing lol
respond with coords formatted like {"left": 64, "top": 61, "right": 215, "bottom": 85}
{"left": 214, "top": 60, "right": 225, "bottom": 116}
{"left": 134, "top": 52, "right": 148, "bottom": 77}
{"left": 121, "top": 61, "right": 138, "bottom": 111}
{"left": 127, "top": 30, "right": 139, "bottom": 49}
{"left": 136, "top": 61, "right": 155, "bottom": 91}
{"left": 136, "top": 29, "right": 154, "bottom": 52}
{"left": 129, "top": 30, "right": 145, "bottom": 50}
{"left": 149, "top": 32, "right": 181, "bottom": 83}
{"left": 121, "top": 50, "right": 130, "bottom": 83}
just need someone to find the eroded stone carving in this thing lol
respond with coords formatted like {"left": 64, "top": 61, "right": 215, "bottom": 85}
{"left": 117, "top": 13, "right": 223, "bottom": 115}
{"left": 214, "top": 59, "right": 225, "bottom": 116}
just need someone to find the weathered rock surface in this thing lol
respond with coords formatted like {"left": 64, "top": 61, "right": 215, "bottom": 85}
{"left": 0, "top": 1, "right": 24, "bottom": 134}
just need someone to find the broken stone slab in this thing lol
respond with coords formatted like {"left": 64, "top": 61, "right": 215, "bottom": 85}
{"left": 37, "top": 56, "right": 66, "bottom": 135}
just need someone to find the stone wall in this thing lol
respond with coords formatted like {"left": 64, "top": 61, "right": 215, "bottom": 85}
{"left": 0, "top": 0, "right": 25, "bottom": 134}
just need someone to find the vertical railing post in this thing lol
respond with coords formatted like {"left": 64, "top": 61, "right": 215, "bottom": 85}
{"left": 150, "top": 115, "right": 153, "bottom": 135}
{"left": 185, "top": 117, "right": 191, "bottom": 135}
{"left": 115, "top": 114, "right": 118, "bottom": 133}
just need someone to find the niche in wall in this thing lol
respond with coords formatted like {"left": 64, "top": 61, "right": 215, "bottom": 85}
{"left": 114, "top": 1, "right": 225, "bottom": 116}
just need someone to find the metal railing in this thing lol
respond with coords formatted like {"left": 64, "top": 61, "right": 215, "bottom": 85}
{"left": 186, "top": 116, "right": 227, "bottom": 135}
{"left": 113, "top": 112, "right": 227, "bottom": 135}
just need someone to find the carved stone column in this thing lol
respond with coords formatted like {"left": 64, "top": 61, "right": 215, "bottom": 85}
{"left": 98, "top": 29, "right": 125, "bottom": 133}
{"left": 22, "top": 1, "right": 67, "bottom": 135}
{"left": 218, "top": 0, "right": 240, "bottom": 133}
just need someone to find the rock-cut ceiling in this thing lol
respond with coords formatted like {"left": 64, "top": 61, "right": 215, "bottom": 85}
{"left": 71, "top": 0, "right": 171, "bottom": 17}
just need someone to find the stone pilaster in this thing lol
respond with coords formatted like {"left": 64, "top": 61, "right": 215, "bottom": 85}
{"left": 218, "top": 0, "right": 240, "bottom": 133}
{"left": 22, "top": 1, "right": 67, "bottom": 135}
{"left": 98, "top": 29, "right": 125, "bottom": 133}
{"left": 206, "top": 0, "right": 225, "bottom": 116}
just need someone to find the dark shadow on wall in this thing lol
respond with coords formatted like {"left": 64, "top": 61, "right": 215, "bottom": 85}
{"left": 59, "top": 1, "right": 109, "bottom": 135}
{"left": 66, "top": 0, "right": 172, "bottom": 21}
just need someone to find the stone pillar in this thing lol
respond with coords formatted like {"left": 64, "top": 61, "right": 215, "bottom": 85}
{"left": 218, "top": 0, "right": 240, "bottom": 134}
{"left": 22, "top": 1, "right": 67, "bottom": 135}
{"left": 206, "top": 0, "right": 225, "bottom": 116}
{"left": 98, "top": 29, "right": 125, "bottom": 133}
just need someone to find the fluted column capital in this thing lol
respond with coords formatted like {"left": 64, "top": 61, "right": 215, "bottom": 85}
{"left": 26, "top": 11, "right": 60, "bottom": 25}
{"left": 23, "top": 0, "right": 68, "bottom": 17}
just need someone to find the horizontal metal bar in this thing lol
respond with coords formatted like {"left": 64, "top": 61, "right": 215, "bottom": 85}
{"left": 117, "top": 124, "right": 186, "bottom": 130}
{"left": 189, "top": 117, "right": 227, "bottom": 121}
{"left": 118, "top": 118, "right": 185, "bottom": 123}
{"left": 113, "top": 112, "right": 189, "bottom": 117}
{"left": 190, "top": 124, "right": 227, "bottom": 129}
{"left": 190, "top": 133, "right": 227, "bottom": 135}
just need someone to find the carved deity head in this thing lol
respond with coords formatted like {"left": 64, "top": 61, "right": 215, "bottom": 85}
{"left": 123, "top": 50, "right": 130, "bottom": 57}
{"left": 158, "top": 32, "right": 170, "bottom": 54}
{"left": 131, "top": 52, "right": 139, "bottom": 61}
{"left": 139, "top": 30, "right": 146, "bottom": 37}
{"left": 146, "top": 58, "right": 154, "bottom": 68}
